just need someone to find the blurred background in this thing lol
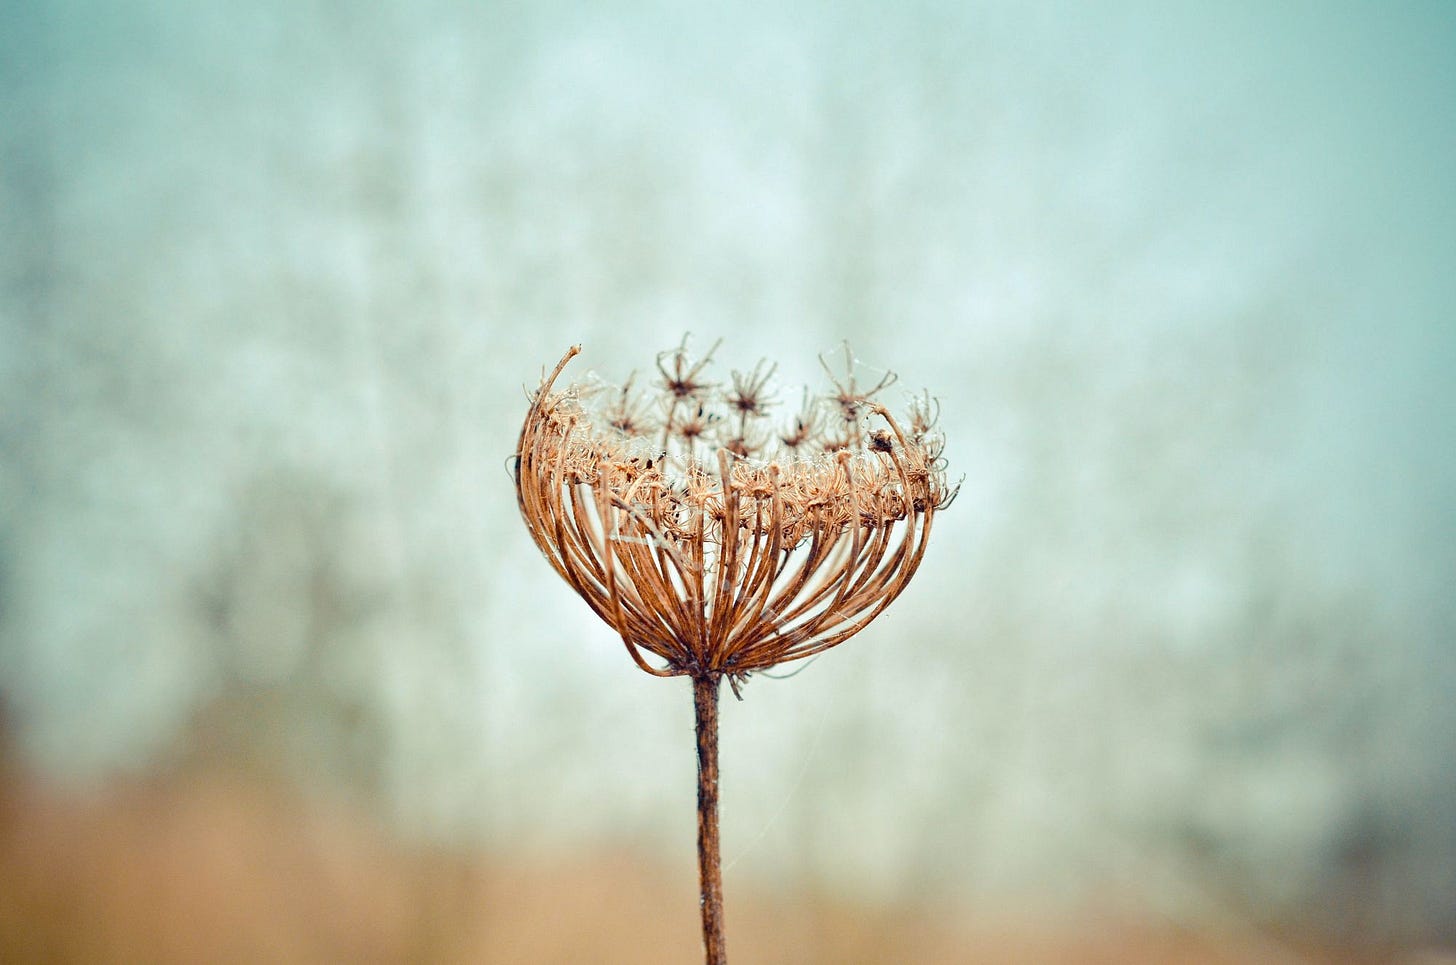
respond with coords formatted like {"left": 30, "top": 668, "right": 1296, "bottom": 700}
{"left": 2, "top": 1, "right": 1454, "bottom": 961}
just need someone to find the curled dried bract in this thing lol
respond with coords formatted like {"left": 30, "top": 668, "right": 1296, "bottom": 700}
{"left": 514, "top": 341, "right": 954, "bottom": 685}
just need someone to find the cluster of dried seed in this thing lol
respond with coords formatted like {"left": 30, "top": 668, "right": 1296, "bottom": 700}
{"left": 515, "top": 338, "right": 956, "bottom": 693}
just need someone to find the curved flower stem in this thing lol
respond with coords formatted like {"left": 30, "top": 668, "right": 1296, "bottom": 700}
{"left": 693, "top": 673, "right": 726, "bottom": 964}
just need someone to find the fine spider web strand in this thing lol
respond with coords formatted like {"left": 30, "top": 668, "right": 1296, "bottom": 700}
{"left": 722, "top": 522, "right": 868, "bottom": 671}
{"left": 764, "top": 432, "right": 933, "bottom": 663}
{"left": 818, "top": 342, "right": 899, "bottom": 450}
{"left": 751, "top": 511, "right": 924, "bottom": 668}
{"left": 721, "top": 487, "right": 787, "bottom": 654}
{"left": 716, "top": 538, "right": 830, "bottom": 669}
{"left": 710, "top": 499, "right": 785, "bottom": 650}
{"left": 772, "top": 519, "right": 928, "bottom": 665}
{"left": 757, "top": 653, "right": 823, "bottom": 681}
{"left": 707, "top": 452, "right": 744, "bottom": 648}
{"left": 520, "top": 343, "right": 948, "bottom": 679}
{"left": 722, "top": 681, "right": 833, "bottom": 874}
{"left": 744, "top": 520, "right": 883, "bottom": 663}
{"left": 602, "top": 518, "right": 689, "bottom": 667}
{"left": 517, "top": 342, "right": 955, "bottom": 965}
{"left": 521, "top": 416, "right": 683, "bottom": 674}
{"left": 573, "top": 488, "right": 668, "bottom": 674}
{"left": 586, "top": 483, "right": 690, "bottom": 674}
{"left": 534, "top": 442, "right": 684, "bottom": 670}
{"left": 520, "top": 419, "right": 598, "bottom": 601}
{"left": 602, "top": 495, "right": 693, "bottom": 633}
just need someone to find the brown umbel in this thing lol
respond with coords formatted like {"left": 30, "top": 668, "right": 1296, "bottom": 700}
{"left": 514, "top": 339, "right": 955, "bottom": 964}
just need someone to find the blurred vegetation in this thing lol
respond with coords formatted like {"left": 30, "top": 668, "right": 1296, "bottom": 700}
{"left": 1, "top": 0, "right": 1454, "bottom": 959}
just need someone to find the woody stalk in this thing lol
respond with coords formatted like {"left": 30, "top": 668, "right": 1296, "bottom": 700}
{"left": 514, "top": 337, "right": 955, "bottom": 964}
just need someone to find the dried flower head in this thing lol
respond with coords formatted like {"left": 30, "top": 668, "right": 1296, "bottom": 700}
{"left": 514, "top": 338, "right": 957, "bottom": 695}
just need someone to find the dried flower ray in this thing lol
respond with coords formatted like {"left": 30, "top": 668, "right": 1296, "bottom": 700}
{"left": 515, "top": 341, "right": 952, "bottom": 685}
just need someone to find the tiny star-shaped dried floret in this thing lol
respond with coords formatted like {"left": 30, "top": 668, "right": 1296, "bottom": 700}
{"left": 514, "top": 339, "right": 956, "bottom": 693}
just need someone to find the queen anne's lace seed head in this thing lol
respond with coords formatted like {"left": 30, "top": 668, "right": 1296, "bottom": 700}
{"left": 515, "top": 339, "right": 957, "bottom": 693}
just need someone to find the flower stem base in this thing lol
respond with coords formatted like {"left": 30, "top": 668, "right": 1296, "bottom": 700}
{"left": 693, "top": 673, "right": 726, "bottom": 965}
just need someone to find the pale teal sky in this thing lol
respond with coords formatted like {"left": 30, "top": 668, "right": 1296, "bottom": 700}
{"left": 2, "top": 0, "right": 1453, "bottom": 940}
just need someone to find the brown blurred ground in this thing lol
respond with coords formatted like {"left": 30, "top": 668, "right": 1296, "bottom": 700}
{"left": 0, "top": 760, "right": 1435, "bottom": 964}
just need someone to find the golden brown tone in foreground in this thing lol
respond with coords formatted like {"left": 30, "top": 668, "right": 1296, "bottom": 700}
{"left": 0, "top": 763, "right": 1412, "bottom": 964}
{"left": 514, "top": 339, "right": 955, "bottom": 962}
